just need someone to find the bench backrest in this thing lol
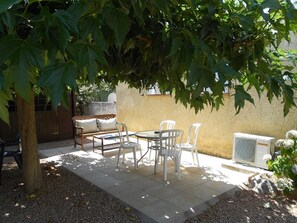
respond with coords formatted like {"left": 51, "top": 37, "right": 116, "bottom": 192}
{"left": 72, "top": 114, "right": 116, "bottom": 123}
{"left": 72, "top": 114, "right": 117, "bottom": 135}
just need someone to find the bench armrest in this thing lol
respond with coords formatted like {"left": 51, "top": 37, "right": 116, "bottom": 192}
{"left": 74, "top": 126, "right": 84, "bottom": 135}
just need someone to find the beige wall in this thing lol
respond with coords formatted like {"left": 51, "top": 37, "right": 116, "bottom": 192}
{"left": 116, "top": 83, "right": 297, "bottom": 159}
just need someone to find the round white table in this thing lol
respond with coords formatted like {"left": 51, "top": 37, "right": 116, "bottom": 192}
{"left": 135, "top": 130, "right": 163, "bottom": 173}
{"left": 135, "top": 130, "right": 161, "bottom": 140}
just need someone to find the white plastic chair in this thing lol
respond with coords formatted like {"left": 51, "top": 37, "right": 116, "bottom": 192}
{"left": 149, "top": 120, "right": 176, "bottom": 160}
{"left": 160, "top": 120, "right": 176, "bottom": 130}
{"left": 179, "top": 123, "right": 201, "bottom": 166}
{"left": 155, "top": 129, "right": 184, "bottom": 181}
{"left": 115, "top": 123, "right": 142, "bottom": 169}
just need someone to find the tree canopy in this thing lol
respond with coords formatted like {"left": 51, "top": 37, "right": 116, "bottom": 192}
{"left": 0, "top": 0, "right": 297, "bottom": 123}
{"left": 1, "top": 0, "right": 297, "bottom": 194}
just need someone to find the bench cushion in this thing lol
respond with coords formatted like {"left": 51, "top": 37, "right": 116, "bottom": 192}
{"left": 76, "top": 119, "right": 98, "bottom": 133}
{"left": 97, "top": 118, "right": 117, "bottom": 131}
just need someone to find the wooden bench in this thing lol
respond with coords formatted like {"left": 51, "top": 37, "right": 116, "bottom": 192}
{"left": 72, "top": 114, "right": 118, "bottom": 150}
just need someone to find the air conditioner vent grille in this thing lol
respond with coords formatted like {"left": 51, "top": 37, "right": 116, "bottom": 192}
{"left": 234, "top": 138, "right": 256, "bottom": 162}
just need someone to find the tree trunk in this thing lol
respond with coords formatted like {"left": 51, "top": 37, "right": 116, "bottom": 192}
{"left": 16, "top": 91, "right": 43, "bottom": 193}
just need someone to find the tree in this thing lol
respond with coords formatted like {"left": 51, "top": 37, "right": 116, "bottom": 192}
{"left": 0, "top": 0, "right": 296, "bottom": 193}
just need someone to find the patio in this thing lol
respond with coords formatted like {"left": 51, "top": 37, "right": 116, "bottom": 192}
{"left": 37, "top": 138, "right": 265, "bottom": 223}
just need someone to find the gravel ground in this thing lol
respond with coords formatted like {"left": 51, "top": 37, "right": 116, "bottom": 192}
{"left": 186, "top": 186, "right": 297, "bottom": 223}
{"left": 1, "top": 161, "right": 145, "bottom": 223}
{"left": 1, "top": 141, "right": 297, "bottom": 223}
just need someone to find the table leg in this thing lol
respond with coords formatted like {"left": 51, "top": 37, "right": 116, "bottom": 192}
{"left": 154, "top": 147, "right": 159, "bottom": 175}
{"left": 101, "top": 138, "right": 104, "bottom": 155}
{"left": 136, "top": 139, "right": 149, "bottom": 167}
{"left": 93, "top": 137, "right": 105, "bottom": 155}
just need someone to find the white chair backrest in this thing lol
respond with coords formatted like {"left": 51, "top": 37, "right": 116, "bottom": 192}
{"left": 186, "top": 123, "right": 201, "bottom": 146}
{"left": 159, "top": 129, "right": 183, "bottom": 157}
{"left": 160, "top": 120, "right": 176, "bottom": 130}
{"left": 115, "top": 122, "right": 130, "bottom": 144}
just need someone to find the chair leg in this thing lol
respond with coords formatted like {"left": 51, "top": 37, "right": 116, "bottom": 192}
{"left": 122, "top": 149, "right": 126, "bottom": 164}
{"left": 178, "top": 151, "right": 182, "bottom": 167}
{"left": 191, "top": 149, "right": 195, "bottom": 165}
{"left": 195, "top": 147, "right": 199, "bottom": 166}
{"left": 148, "top": 148, "right": 152, "bottom": 161}
{"left": 163, "top": 156, "right": 168, "bottom": 181}
{"left": 117, "top": 147, "right": 122, "bottom": 168}
{"left": 175, "top": 156, "right": 181, "bottom": 178}
{"left": 154, "top": 148, "right": 159, "bottom": 175}
{"left": 174, "top": 157, "right": 178, "bottom": 172}
{"left": 147, "top": 140, "right": 151, "bottom": 160}
{"left": 13, "top": 153, "right": 22, "bottom": 169}
{"left": 154, "top": 156, "right": 157, "bottom": 175}
{"left": 133, "top": 148, "right": 137, "bottom": 169}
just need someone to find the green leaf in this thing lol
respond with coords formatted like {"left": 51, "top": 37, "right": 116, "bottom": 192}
{"left": 246, "top": 75, "right": 261, "bottom": 97}
{"left": 188, "top": 62, "right": 214, "bottom": 93}
{"left": 261, "top": 10, "right": 270, "bottom": 22}
{"left": 80, "top": 17, "right": 108, "bottom": 51}
{"left": 0, "top": 0, "right": 21, "bottom": 14}
{"left": 132, "top": 0, "right": 145, "bottom": 25}
{"left": 254, "top": 38, "right": 265, "bottom": 58}
{"left": 0, "top": 37, "right": 43, "bottom": 101}
{"left": 0, "top": 37, "right": 21, "bottom": 62}
{"left": 0, "top": 90, "right": 12, "bottom": 124}
{"left": 239, "top": 14, "right": 255, "bottom": 30}
{"left": 282, "top": 85, "right": 295, "bottom": 116}
{"left": 0, "top": 70, "right": 5, "bottom": 90}
{"left": 2, "top": 11, "right": 15, "bottom": 34}
{"left": 170, "top": 37, "right": 183, "bottom": 56}
{"left": 169, "top": 37, "right": 193, "bottom": 72}
{"left": 233, "top": 85, "right": 254, "bottom": 114}
{"left": 38, "top": 61, "right": 78, "bottom": 107}
{"left": 42, "top": 9, "right": 77, "bottom": 53}
{"left": 261, "top": 0, "right": 281, "bottom": 10}
{"left": 71, "top": 42, "right": 107, "bottom": 81}
{"left": 103, "top": 5, "right": 131, "bottom": 47}
{"left": 152, "top": 0, "right": 168, "bottom": 12}
{"left": 215, "top": 61, "right": 241, "bottom": 79}
{"left": 54, "top": 10, "right": 78, "bottom": 34}
{"left": 67, "top": 0, "right": 89, "bottom": 20}
{"left": 268, "top": 77, "right": 281, "bottom": 99}
{"left": 11, "top": 68, "right": 32, "bottom": 101}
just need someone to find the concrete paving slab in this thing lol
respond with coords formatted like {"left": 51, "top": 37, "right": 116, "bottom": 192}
{"left": 38, "top": 140, "right": 256, "bottom": 223}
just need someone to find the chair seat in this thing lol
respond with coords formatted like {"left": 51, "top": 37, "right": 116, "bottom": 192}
{"left": 0, "top": 138, "right": 23, "bottom": 185}
{"left": 4, "top": 150, "right": 21, "bottom": 157}
{"left": 179, "top": 123, "right": 201, "bottom": 166}
{"left": 3, "top": 150, "right": 22, "bottom": 169}
{"left": 122, "top": 141, "right": 140, "bottom": 148}
{"left": 156, "top": 129, "right": 184, "bottom": 181}
{"left": 180, "top": 143, "right": 194, "bottom": 150}
{"left": 116, "top": 122, "right": 142, "bottom": 169}
{"left": 160, "top": 147, "right": 179, "bottom": 156}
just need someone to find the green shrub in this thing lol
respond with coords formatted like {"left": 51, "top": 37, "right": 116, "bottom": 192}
{"left": 265, "top": 130, "right": 297, "bottom": 194}
{"left": 75, "top": 82, "right": 115, "bottom": 115}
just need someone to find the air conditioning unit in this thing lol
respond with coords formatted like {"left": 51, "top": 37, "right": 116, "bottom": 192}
{"left": 232, "top": 133, "right": 275, "bottom": 170}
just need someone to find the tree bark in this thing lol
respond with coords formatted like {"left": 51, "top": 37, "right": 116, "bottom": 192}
{"left": 16, "top": 91, "right": 43, "bottom": 193}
